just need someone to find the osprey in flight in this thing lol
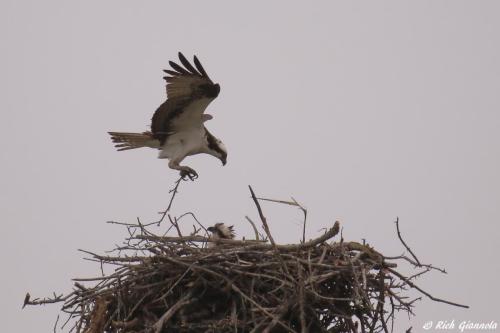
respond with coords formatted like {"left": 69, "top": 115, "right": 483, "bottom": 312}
{"left": 108, "top": 52, "right": 227, "bottom": 180}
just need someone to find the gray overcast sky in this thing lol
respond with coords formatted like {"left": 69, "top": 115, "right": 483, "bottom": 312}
{"left": 1, "top": 1, "right": 499, "bottom": 331}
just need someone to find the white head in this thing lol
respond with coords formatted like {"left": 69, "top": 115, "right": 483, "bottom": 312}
{"left": 207, "top": 223, "right": 235, "bottom": 240}
{"left": 206, "top": 131, "right": 227, "bottom": 166}
{"left": 214, "top": 139, "right": 227, "bottom": 166}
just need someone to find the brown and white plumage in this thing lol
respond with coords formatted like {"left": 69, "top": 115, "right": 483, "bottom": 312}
{"left": 207, "top": 223, "right": 235, "bottom": 247}
{"left": 108, "top": 131, "right": 159, "bottom": 151}
{"left": 108, "top": 52, "right": 227, "bottom": 180}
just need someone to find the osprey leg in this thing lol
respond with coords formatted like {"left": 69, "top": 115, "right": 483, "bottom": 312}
{"left": 168, "top": 160, "right": 198, "bottom": 181}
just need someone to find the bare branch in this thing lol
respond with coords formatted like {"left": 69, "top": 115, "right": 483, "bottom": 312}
{"left": 25, "top": 188, "right": 468, "bottom": 333}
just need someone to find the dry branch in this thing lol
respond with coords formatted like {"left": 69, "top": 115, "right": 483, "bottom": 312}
{"left": 25, "top": 184, "right": 468, "bottom": 333}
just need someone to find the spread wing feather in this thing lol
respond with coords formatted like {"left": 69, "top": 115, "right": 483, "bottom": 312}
{"left": 168, "top": 61, "right": 190, "bottom": 75}
{"left": 178, "top": 52, "right": 201, "bottom": 76}
{"left": 163, "top": 70, "right": 180, "bottom": 77}
{"left": 162, "top": 53, "right": 214, "bottom": 100}
{"left": 193, "top": 56, "right": 209, "bottom": 78}
{"left": 151, "top": 52, "right": 219, "bottom": 145}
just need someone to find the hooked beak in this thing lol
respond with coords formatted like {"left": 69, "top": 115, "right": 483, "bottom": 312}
{"left": 221, "top": 157, "right": 227, "bottom": 166}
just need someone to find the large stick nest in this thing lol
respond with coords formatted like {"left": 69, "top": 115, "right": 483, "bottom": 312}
{"left": 25, "top": 183, "right": 467, "bottom": 333}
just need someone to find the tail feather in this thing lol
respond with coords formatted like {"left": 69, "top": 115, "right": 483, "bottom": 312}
{"left": 108, "top": 131, "right": 160, "bottom": 151}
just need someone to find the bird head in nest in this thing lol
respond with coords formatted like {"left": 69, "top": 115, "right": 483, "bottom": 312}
{"left": 207, "top": 223, "right": 235, "bottom": 240}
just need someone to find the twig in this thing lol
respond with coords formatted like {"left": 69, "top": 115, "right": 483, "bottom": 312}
{"left": 291, "top": 197, "right": 307, "bottom": 244}
{"left": 387, "top": 267, "right": 469, "bottom": 308}
{"left": 249, "top": 185, "right": 290, "bottom": 276}
{"left": 149, "top": 177, "right": 184, "bottom": 227}
{"left": 245, "top": 216, "right": 261, "bottom": 241}
{"left": 152, "top": 293, "right": 193, "bottom": 333}
{"left": 163, "top": 256, "right": 296, "bottom": 333}
{"left": 53, "top": 314, "right": 60, "bottom": 333}
{"left": 297, "top": 260, "right": 307, "bottom": 333}
{"left": 394, "top": 218, "right": 447, "bottom": 274}
{"left": 256, "top": 196, "right": 308, "bottom": 243}
{"left": 26, "top": 188, "right": 468, "bottom": 333}
{"left": 394, "top": 217, "right": 420, "bottom": 266}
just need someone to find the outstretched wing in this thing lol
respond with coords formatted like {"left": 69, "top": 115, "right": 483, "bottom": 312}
{"left": 151, "top": 52, "right": 220, "bottom": 145}
{"left": 163, "top": 52, "right": 214, "bottom": 99}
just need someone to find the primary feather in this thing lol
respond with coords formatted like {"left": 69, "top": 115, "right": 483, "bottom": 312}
{"left": 108, "top": 52, "right": 227, "bottom": 180}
